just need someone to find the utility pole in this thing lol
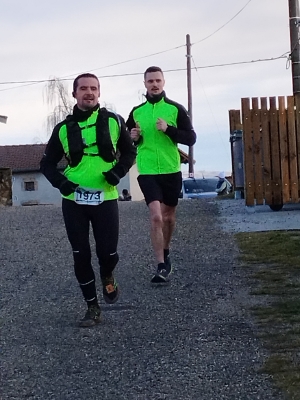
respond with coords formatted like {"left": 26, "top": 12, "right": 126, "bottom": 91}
{"left": 289, "top": 0, "right": 300, "bottom": 102}
{"left": 186, "top": 34, "right": 194, "bottom": 178}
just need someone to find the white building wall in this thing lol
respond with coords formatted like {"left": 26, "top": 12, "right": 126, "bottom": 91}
{"left": 12, "top": 172, "right": 62, "bottom": 206}
{"left": 128, "top": 164, "right": 144, "bottom": 201}
{"left": 11, "top": 167, "right": 144, "bottom": 206}
{"left": 116, "top": 164, "right": 143, "bottom": 201}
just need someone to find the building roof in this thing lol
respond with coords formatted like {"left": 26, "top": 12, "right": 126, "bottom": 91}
{"left": 0, "top": 144, "right": 191, "bottom": 172}
{"left": 0, "top": 144, "right": 66, "bottom": 172}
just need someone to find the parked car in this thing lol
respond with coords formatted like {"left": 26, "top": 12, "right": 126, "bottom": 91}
{"left": 179, "top": 177, "right": 232, "bottom": 199}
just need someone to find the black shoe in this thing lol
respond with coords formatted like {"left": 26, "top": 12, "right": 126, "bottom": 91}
{"left": 79, "top": 304, "right": 101, "bottom": 327}
{"left": 164, "top": 254, "right": 172, "bottom": 275}
{"left": 102, "top": 275, "right": 119, "bottom": 304}
{"left": 151, "top": 264, "right": 169, "bottom": 283}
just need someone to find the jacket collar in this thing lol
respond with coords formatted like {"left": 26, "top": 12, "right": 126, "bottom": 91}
{"left": 72, "top": 103, "right": 100, "bottom": 122}
{"left": 146, "top": 91, "right": 166, "bottom": 105}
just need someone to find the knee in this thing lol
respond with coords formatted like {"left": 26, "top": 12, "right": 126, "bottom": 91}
{"left": 163, "top": 211, "right": 175, "bottom": 225}
{"left": 72, "top": 247, "right": 91, "bottom": 266}
{"left": 98, "top": 252, "right": 119, "bottom": 269}
{"left": 150, "top": 212, "right": 163, "bottom": 228}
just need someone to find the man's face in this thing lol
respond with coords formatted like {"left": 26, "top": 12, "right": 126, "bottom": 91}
{"left": 73, "top": 77, "right": 100, "bottom": 110}
{"left": 144, "top": 71, "right": 165, "bottom": 97}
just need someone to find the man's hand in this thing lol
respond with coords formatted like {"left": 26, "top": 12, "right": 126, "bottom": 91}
{"left": 156, "top": 118, "right": 168, "bottom": 132}
{"left": 59, "top": 180, "right": 79, "bottom": 196}
{"left": 130, "top": 122, "right": 141, "bottom": 142}
{"left": 103, "top": 169, "right": 120, "bottom": 186}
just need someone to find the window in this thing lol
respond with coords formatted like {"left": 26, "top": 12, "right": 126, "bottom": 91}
{"left": 183, "top": 179, "right": 217, "bottom": 194}
{"left": 24, "top": 181, "right": 35, "bottom": 191}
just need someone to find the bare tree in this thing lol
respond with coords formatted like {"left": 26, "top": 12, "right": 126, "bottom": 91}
{"left": 44, "top": 77, "right": 73, "bottom": 134}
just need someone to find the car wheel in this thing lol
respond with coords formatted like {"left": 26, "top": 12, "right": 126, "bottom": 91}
{"left": 269, "top": 204, "right": 283, "bottom": 212}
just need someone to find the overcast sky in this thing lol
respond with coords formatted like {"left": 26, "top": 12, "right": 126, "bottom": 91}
{"left": 0, "top": 0, "right": 292, "bottom": 173}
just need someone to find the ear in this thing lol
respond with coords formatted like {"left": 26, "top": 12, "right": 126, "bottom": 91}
{"left": 72, "top": 92, "right": 76, "bottom": 98}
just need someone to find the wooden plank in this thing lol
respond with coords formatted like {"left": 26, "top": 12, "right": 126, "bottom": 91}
{"left": 269, "top": 97, "right": 282, "bottom": 205}
{"left": 241, "top": 98, "right": 255, "bottom": 206}
{"left": 228, "top": 110, "right": 243, "bottom": 192}
{"left": 234, "top": 110, "right": 242, "bottom": 130}
{"left": 260, "top": 97, "right": 272, "bottom": 204}
{"left": 287, "top": 95, "right": 299, "bottom": 202}
{"left": 278, "top": 96, "right": 290, "bottom": 203}
{"left": 252, "top": 98, "right": 264, "bottom": 204}
{"left": 294, "top": 95, "right": 300, "bottom": 195}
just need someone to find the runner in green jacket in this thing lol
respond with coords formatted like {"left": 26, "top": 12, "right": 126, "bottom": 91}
{"left": 40, "top": 73, "right": 136, "bottom": 327}
{"left": 126, "top": 66, "right": 196, "bottom": 283}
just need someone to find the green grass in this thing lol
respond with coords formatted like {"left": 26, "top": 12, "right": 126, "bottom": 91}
{"left": 236, "top": 230, "right": 300, "bottom": 399}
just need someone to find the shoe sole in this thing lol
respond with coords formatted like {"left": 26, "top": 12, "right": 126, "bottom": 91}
{"left": 79, "top": 317, "right": 101, "bottom": 328}
{"left": 151, "top": 273, "right": 168, "bottom": 283}
{"left": 103, "top": 287, "right": 120, "bottom": 304}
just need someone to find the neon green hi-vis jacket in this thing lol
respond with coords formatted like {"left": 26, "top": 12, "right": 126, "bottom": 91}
{"left": 40, "top": 105, "right": 136, "bottom": 202}
{"left": 126, "top": 91, "right": 196, "bottom": 175}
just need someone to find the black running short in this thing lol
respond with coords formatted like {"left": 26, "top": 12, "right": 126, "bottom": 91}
{"left": 137, "top": 172, "right": 182, "bottom": 207}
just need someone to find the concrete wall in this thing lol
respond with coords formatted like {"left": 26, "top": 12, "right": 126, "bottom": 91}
{"left": 12, "top": 172, "right": 62, "bottom": 206}
{"left": 11, "top": 166, "right": 144, "bottom": 206}
{"left": 117, "top": 164, "right": 144, "bottom": 202}
{"left": 128, "top": 164, "right": 144, "bottom": 201}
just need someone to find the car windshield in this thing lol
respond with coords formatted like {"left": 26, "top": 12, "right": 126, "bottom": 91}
{"left": 183, "top": 179, "right": 217, "bottom": 193}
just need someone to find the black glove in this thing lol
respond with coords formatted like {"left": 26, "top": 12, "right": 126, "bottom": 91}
{"left": 59, "top": 180, "right": 79, "bottom": 196}
{"left": 103, "top": 169, "right": 120, "bottom": 186}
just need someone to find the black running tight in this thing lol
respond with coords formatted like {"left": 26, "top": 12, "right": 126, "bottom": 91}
{"left": 62, "top": 199, "right": 119, "bottom": 300}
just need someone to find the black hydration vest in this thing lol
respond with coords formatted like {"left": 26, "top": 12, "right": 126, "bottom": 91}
{"left": 65, "top": 108, "right": 118, "bottom": 167}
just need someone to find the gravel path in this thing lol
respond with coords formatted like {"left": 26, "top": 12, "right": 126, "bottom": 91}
{"left": 218, "top": 198, "right": 300, "bottom": 233}
{"left": 0, "top": 199, "right": 286, "bottom": 400}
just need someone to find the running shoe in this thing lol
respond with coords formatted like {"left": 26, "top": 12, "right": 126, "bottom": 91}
{"left": 79, "top": 304, "right": 101, "bottom": 327}
{"left": 151, "top": 265, "right": 169, "bottom": 283}
{"left": 164, "top": 254, "right": 172, "bottom": 276}
{"left": 102, "top": 275, "right": 120, "bottom": 304}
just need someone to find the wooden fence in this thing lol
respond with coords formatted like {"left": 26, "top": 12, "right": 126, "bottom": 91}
{"left": 229, "top": 95, "right": 300, "bottom": 208}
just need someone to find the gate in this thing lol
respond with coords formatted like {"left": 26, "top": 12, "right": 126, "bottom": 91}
{"left": 229, "top": 96, "right": 300, "bottom": 209}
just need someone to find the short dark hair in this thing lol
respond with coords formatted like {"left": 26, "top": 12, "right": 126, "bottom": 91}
{"left": 73, "top": 73, "right": 99, "bottom": 93}
{"left": 144, "top": 66, "right": 164, "bottom": 80}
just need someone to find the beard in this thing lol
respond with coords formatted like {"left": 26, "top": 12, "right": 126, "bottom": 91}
{"left": 80, "top": 99, "right": 96, "bottom": 110}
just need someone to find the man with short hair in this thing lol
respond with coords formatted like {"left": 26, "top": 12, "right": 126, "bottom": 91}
{"left": 126, "top": 66, "right": 196, "bottom": 283}
{"left": 40, "top": 73, "right": 136, "bottom": 327}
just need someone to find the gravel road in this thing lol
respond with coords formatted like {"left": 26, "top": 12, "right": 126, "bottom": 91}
{"left": 0, "top": 199, "right": 287, "bottom": 400}
{"left": 218, "top": 198, "right": 300, "bottom": 233}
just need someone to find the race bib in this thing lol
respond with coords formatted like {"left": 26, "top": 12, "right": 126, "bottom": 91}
{"left": 75, "top": 187, "right": 104, "bottom": 205}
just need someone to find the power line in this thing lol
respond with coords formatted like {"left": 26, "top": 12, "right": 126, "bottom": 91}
{"left": 59, "top": 46, "right": 186, "bottom": 80}
{"left": 0, "top": 55, "right": 288, "bottom": 92}
{"left": 61, "top": 0, "right": 253, "bottom": 79}
{"left": 0, "top": 0, "right": 254, "bottom": 93}
{"left": 193, "top": 0, "right": 253, "bottom": 45}
{"left": 191, "top": 56, "right": 230, "bottom": 162}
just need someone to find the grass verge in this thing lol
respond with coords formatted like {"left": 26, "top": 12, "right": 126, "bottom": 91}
{"left": 236, "top": 230, "right": 300, "bottom": 399}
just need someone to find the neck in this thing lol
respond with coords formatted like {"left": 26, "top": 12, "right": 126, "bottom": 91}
{"left": 146, "top": 91, "right": 165, "bottom": 104}
{"left": 72, "top": 103, "right": 99, "bottom": 121}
